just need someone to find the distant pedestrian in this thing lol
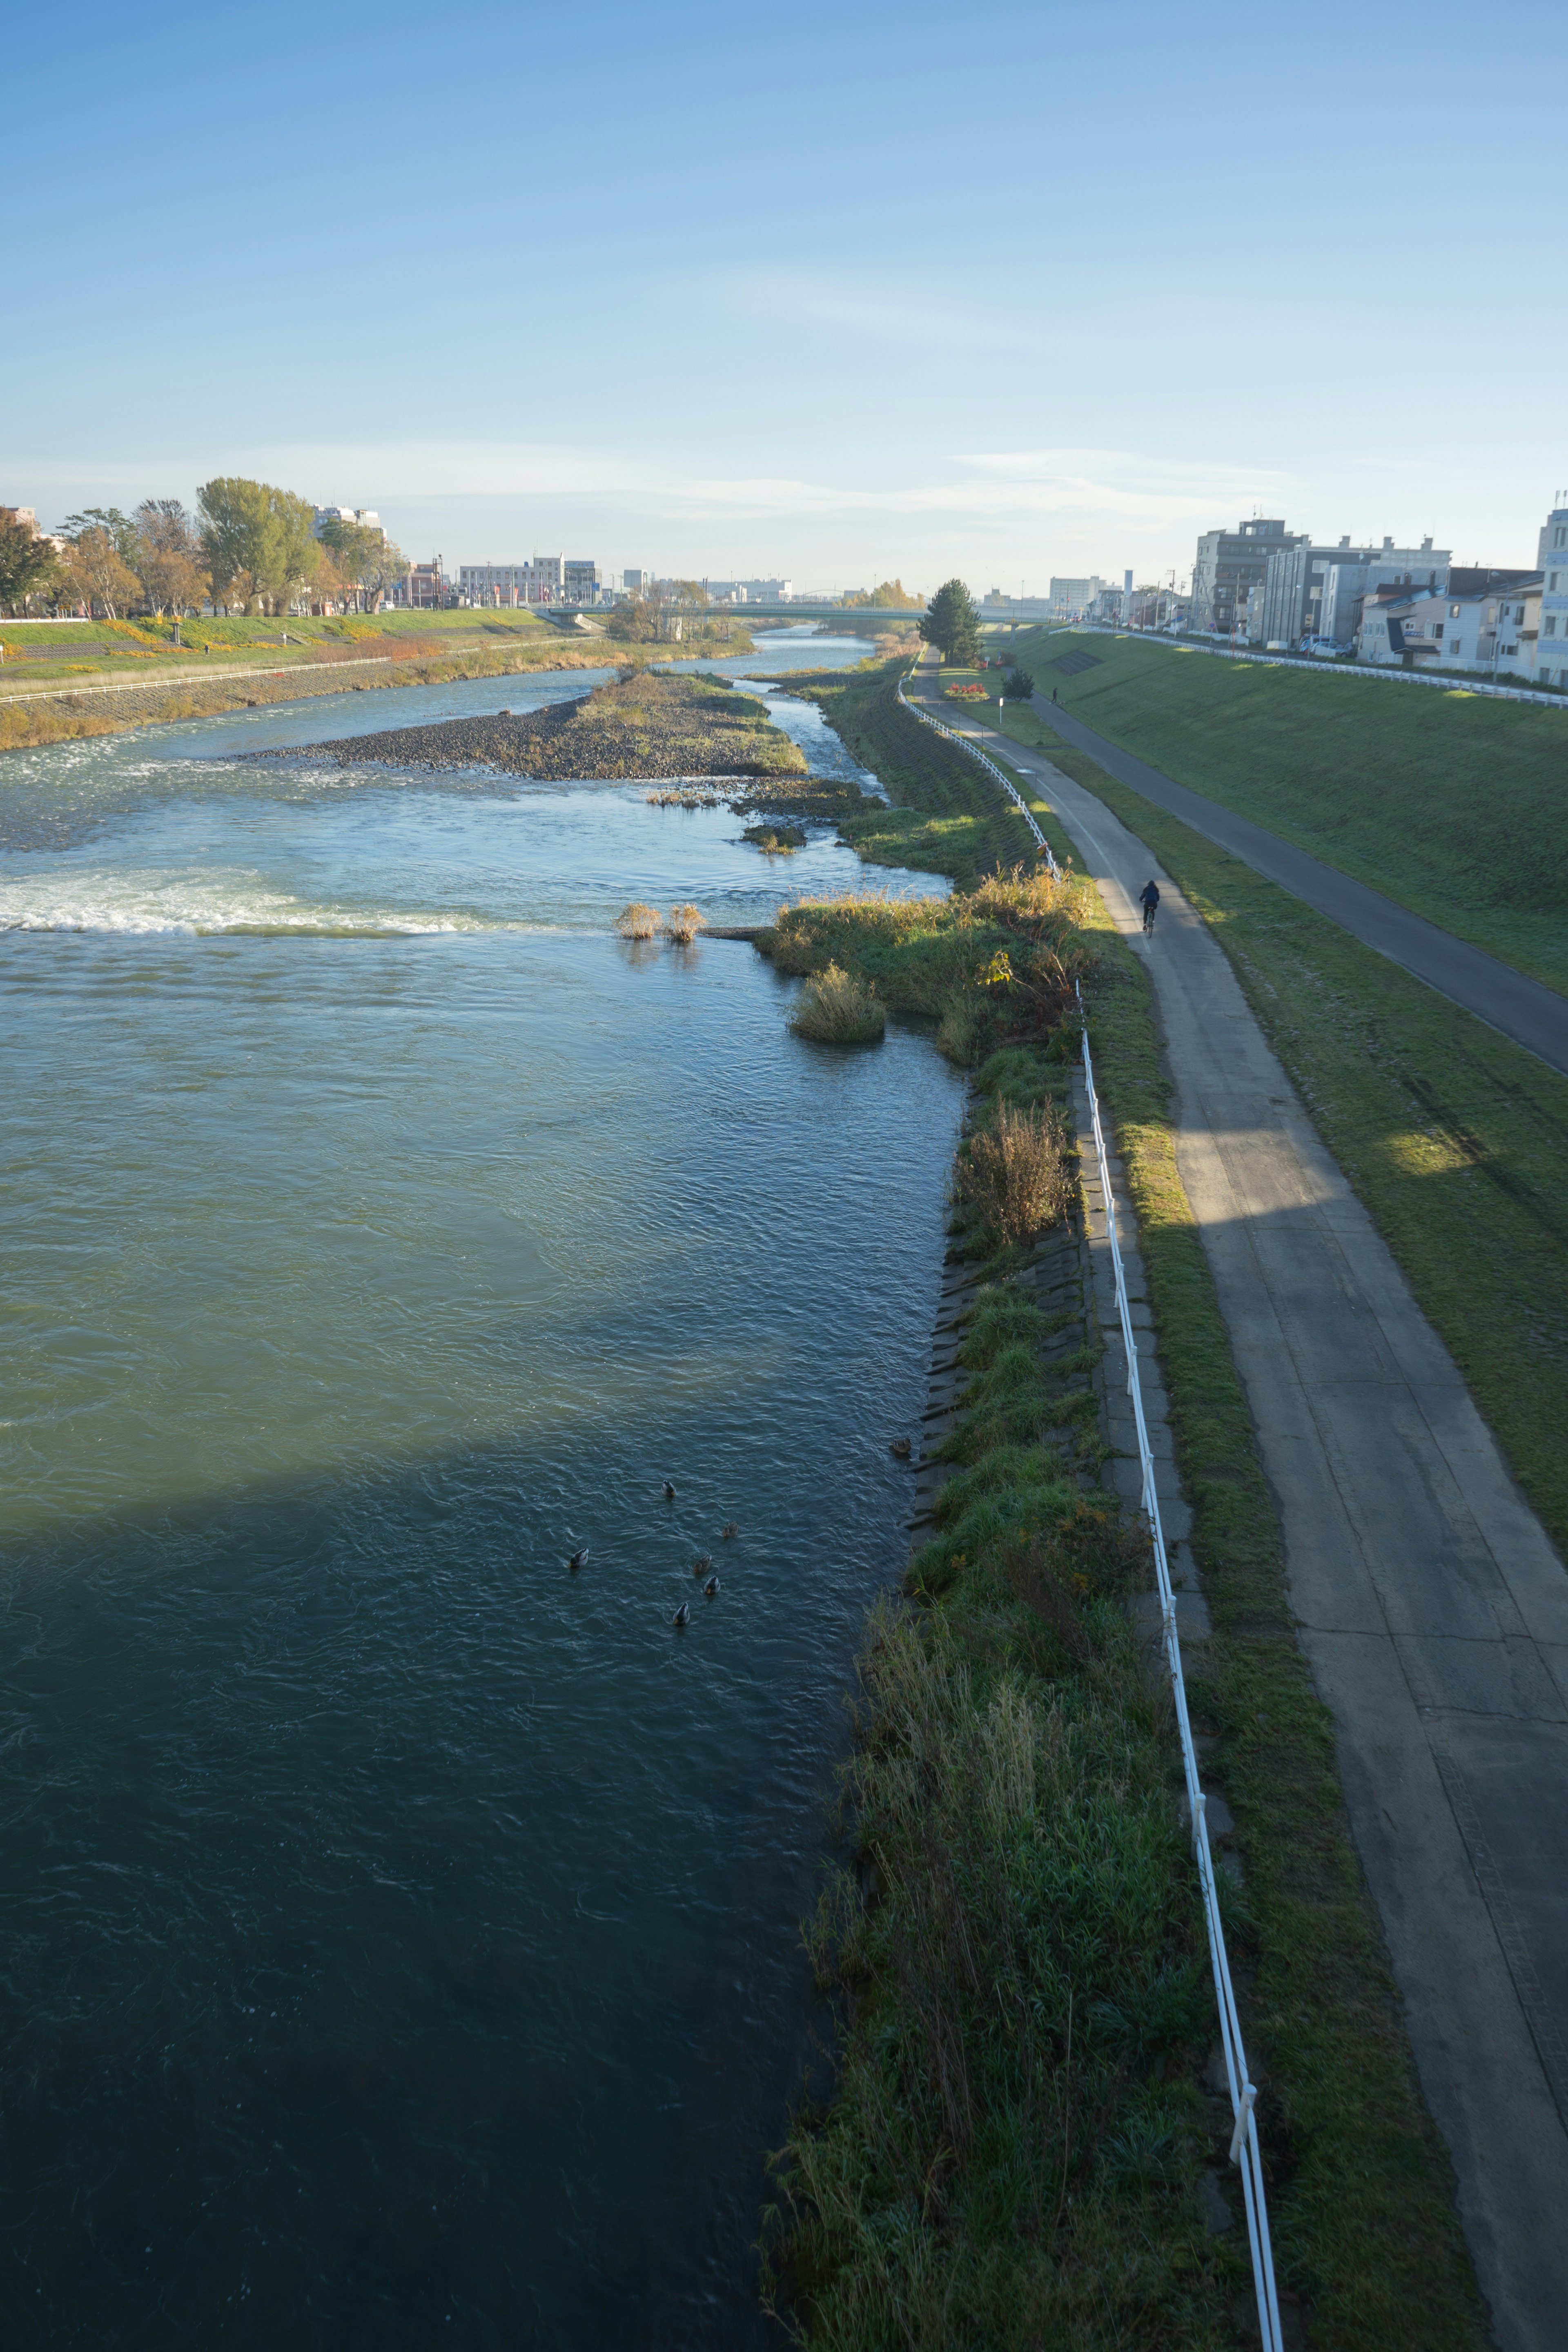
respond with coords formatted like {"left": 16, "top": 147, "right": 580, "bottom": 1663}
{"left": 1140, "top": 880, "right": 1160, "bottom": 934}
{"left": 1051, "top": 686, "right": 1059, "bottom": 705}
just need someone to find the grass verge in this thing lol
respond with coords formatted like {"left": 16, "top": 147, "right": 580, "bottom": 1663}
{"left": 785, "top": 660, "right": 1047, "bottom": 884}
{"left": 760, "top": 670, "right": 1484, "bottom": 2346}
{"left": 1004, "top": 626, "right": 1568, "bottom": 994}
{"left": 992, "top": 694, "right": 1568, "bottom": 1563}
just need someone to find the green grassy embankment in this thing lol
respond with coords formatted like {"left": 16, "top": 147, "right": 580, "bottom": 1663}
{"left": 759, "top": 662, "right": 1482, "bottom": 2349}
{"left": 967, "top": 684, "right": 1568, "bottom": 1563}
{"left": 784, "top": 661, "right": 1043, "bottom": 884}
{"left": 1004, "top": 626, "right": 1568, "bottom": 995}
{"left": 0, "top": 611, "right": 762, "bottom": 755}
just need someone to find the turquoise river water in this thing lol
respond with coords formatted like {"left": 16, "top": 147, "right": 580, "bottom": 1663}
{"left": 0, "top": 633, "right": 964, "bottom": 2347}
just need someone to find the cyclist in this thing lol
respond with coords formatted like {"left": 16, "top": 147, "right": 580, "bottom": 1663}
{"left": 1140, "top": 879, "right": 1160, "bottom": 934}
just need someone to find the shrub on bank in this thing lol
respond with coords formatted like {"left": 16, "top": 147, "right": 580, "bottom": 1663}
{"left": 760, "top": 868, "right": 1096, "bottom": 1067}
{"left": 953, "top": 1099, "right": 1073, "bottom": 1249}
{"left": 662, "top": 901, "right": 706, "bottom": 944}
{"left": 788, "top": 964, "right": 885, "bottom": 1045}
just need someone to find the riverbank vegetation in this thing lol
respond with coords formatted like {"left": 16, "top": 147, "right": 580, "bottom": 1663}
{"left": 788, "top": 964, "right": 886, "bottom": 1044}
{"left": 1005, "top": 625, "right": 1568, "bottom": 993}
{"left": 758, "top": 658, "right": 1482, "bottom": 2348}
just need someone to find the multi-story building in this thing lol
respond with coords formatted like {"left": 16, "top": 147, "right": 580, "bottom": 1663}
{"left": 1250, "top": 535, "right": 1449, "bottom": 648}
{"left": 1048, "top": 576, "right": 1107, "bottom": 617}
{"left": 1189, "top": 520, "right": 1301, "bottom": 636}
{"left": 1357, "top": 569, "right": 1541, "bottom": 675}
{"left": 455, "top": 556, "right": 599, "bottom": 606}
{"left": 1536, "top": 501, "right": 1568, "bottom": 686}
{"left": 459, "top": 564, "right": 529, "bottom": 605}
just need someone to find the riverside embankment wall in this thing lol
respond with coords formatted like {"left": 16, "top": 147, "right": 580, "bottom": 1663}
{"left": 0, "top": 645, "right": 615, "bottom": 752}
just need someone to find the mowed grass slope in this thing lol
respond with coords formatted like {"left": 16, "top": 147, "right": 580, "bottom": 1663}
{"left": 1005, "top": 627, "right": 1568, "bottom": 994}
{"left": 998, "top": 696, "right": 1568, "bottom": 1560}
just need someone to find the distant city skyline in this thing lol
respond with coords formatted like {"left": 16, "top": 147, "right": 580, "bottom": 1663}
{"left": 5, "top": 0, "right": 1563, "bottom": 592}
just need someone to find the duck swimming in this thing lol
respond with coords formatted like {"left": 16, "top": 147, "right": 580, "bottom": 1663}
{"left": 662, "top": 1480, "right": 677, "bottom": 1501}
{"left": 703, "top": 1575, "right": 719, "bottom": 1599}
{"left": 672, "top": 1600, "right": 691, "bottom": 1628}
{"left": 567, "top": 1546, "right": 589, "bottom": 1572}
{"left": 691, "top": 1553, "right": 712, "bottom": 1578}
{"left": 720, "top": 1521, "right": 738, "bottom": 1539}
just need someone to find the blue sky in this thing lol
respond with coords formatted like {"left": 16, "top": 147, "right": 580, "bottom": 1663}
{"left": 6, "top": 0, "right": 1563, "bottom": 591}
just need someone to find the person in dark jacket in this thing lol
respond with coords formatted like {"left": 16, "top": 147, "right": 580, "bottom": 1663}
{"left": 1140, "top": 880, "right": 1160, "bottom": 933}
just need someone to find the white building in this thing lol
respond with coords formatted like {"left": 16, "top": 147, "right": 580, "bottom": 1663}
{"left": 456, "top": 556, "right": 601, "bottom": 606}
{"left": 459, "top": 564, "right": 530, "bottom": 606}
{"left": 1358, "top": 571, "right": 1541, "bottom": 678}
{"left": 1049, "top": 575, "right": 1108, "bottom": 617}
{"left": 313, "top": 506, "right": 381, "bottom": 538}
{"left": 1535, "top": 500, "right": 1568, "bottom": 687}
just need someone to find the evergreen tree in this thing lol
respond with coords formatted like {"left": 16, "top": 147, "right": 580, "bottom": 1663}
{"left": 918, "top": 577, "right": 982, "bottom": 666}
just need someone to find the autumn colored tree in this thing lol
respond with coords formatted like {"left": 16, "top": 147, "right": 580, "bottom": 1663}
{"left": 59, "top": 526, "right": 142, "bottom": 618}
{"left": 845, "top": 579, "right": 922, "bottom": 609}
{"left": 134, "top": 498, "right": 209, "bottom": 615}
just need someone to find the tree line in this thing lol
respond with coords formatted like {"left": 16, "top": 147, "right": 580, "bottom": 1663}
{"left": 0, "top": 482, "right": 406, "bottom": 621}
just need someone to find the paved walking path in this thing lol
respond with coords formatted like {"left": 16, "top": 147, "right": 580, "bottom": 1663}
{"left": 1030, "top": 695, "right": 1568, "bottom": 1078}
{"left": 915, "top": 675, "right": 1568, "bottom": 2352}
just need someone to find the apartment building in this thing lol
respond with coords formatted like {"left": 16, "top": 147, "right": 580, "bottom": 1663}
{"left": 1358, "top": 569, "right": 1541, "bottom": 675}
{"left": 1048, "top": 576, "right": 1107, "bottom": 617}
{"left": 459, "top": 565, "right": 530, "bottom": 605}
{"left": 1251, "top": 535, "right": 1449, "bottom": 647}
{"left": 1189, "top": 520, "right": 1301, "bottom": 635}
{"left": 456, "top": 556, "right": 601, "bottom": 606}
{"left": 1537, "top": 500, "right": 1568, "bottom": 686}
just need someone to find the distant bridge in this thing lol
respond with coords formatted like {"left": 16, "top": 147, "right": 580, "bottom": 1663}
{"left": 538, "top": 601, "right": 919, "bottom": 626}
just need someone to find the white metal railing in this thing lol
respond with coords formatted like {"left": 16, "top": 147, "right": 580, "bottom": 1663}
{"left": 895, "top": 664, "right": 1060, "bottom": 876}
{"left": 1063, "top": 623, "right": 1566, "bottom": 710}
{"left": 1077, "top": 996, "right": 1283, "bottom": 2352}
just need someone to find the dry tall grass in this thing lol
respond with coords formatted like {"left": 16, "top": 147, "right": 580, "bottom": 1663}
{"left": 789, "top": 963, "right": 886, "bottom": 1045}
{"left": 662, "top": 901, "right": 706, "bottom": 944}
{"left": 615, "top": 901, "right": 660, "bottom": 939}
{"left": 954, "top": 1101, "right": 1074, "bottom": 1247}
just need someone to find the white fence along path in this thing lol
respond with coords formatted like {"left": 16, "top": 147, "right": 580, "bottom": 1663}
{"left": 896, "top": 653, "right": 1284, "bottom": 2343}
{"left": 1078, "top": 1003, "right": 1284, "bottom": 2352}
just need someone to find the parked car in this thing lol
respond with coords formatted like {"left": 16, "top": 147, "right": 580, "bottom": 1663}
{"left": 1302, "top": 635, "right": 1348, "bottom": 658}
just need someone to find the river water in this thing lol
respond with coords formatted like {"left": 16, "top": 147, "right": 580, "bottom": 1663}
{"left": 0, "top": 632, "right": 963, "bottom": 2346}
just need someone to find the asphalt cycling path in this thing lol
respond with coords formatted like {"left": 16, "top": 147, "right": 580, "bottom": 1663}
{"left": 912, "top": 671, "right": 1568, "bottom": 2351}
{"left": 1028, "top": 688, "right": 1568, "bottom": 1077}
